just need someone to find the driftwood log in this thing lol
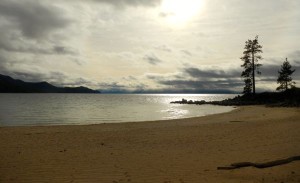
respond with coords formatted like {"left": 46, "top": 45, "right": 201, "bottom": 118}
{"left": 217, "top": 156, "right": 300, "bottom": 170}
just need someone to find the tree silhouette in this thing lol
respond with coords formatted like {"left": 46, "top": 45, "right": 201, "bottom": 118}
{"left": 240, "top": 36, "right": 263, "bottom": 94}
{"left": 241, "top": 54, "right": 252, "bottom": 94}
{"left": 277, "top": 58, "right": 296, "bottom": 91}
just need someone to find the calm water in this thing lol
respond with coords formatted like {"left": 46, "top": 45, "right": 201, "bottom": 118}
{"left": 0, "top": 94, "right": 237, "bottom": 126}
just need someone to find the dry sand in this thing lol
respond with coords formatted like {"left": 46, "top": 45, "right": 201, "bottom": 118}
{"left": 0, "top": 106, "right": 300, "bottom": 183}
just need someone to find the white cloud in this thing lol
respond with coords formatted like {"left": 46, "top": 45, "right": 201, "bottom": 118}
{"left": 0, "top": 0, "right": 299, "bottom": 91}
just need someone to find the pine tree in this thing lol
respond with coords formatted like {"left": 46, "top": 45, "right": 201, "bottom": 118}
{"left": 240, "top": 36, "right": 263, "bottom": 94}
{"left": 276, "top": 58, "right": 296, "bottom": 91}
{"left": 241, "top": 54, "right": 252, "bottom": 94}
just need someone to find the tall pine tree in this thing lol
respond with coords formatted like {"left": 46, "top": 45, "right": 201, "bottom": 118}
{"left": 240, "top": 36, "right": 263, "bottom": 94}
{"left": 277, "top": 58, "right": 296, "bottom": 91}
{"left": 241, "top": 54, "right": 252, "bottom": 94}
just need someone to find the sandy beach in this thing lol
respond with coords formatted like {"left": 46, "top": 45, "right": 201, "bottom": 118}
{"left": 0, "top": 106, "right": 299, "bottom": 183}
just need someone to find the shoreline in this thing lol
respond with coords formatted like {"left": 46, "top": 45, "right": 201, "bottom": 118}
{"left": 1, "top": 106, "right": 299, "bottom": 182}
{"left": 0, "top": 104, "right": 237, "bottom": 127}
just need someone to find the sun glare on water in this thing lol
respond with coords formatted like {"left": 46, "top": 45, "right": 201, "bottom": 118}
{"left": 160, "top": 0, "right": 204, "bottom": 25}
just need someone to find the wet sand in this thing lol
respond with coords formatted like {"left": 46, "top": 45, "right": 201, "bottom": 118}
{"left": 0, "top": 106, "right": 300, "bottom": 183}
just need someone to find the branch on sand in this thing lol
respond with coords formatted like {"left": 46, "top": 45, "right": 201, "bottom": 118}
{"left": 217, "top": 156, "right": 300, "bottom": 170}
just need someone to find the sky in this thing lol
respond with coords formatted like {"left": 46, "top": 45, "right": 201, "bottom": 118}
{"left": 0, "top": 0, "right": 300, "bottom": 93}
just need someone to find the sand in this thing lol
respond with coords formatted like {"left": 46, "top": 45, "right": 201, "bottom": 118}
{"left": 0, "top": 106, "right": 300, "bottom": 183}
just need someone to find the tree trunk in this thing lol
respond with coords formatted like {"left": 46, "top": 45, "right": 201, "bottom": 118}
{"left": 252, "top": 50, "right": 255, "bottom": 94}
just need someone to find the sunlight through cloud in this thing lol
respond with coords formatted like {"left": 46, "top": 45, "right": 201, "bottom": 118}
{"left": 160, "top": 0, "right": 205, "bottom": 25}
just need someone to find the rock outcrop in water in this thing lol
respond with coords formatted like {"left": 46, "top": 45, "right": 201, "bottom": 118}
{"left": 171, "top": 88, "right": 300, "bottom": 107}
{"left": 0, "top": 74, "right": 100, "bottom": 93}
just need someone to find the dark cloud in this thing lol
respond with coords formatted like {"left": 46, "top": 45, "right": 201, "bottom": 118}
{"left": 146, "top": 74, "right": 161, "bottom": 80}
{"left": 146, "top": 66, "right": 243, "bottom": 93}
{"left": 98, "top": 82, "right": 126, "bottom": 89}
{"left": 0, "top": 1, "right": 79, "bottom": 77}
{"left": 184, "top": 67, "right": 240, "bottom": 79}
{"left": 0, "top": 0, "right": 77, "bottom": 75}
{"left": 260, "top": 65, "right": 279, "bottom": 78}
{"left": 0, "top": 54, "right": 8, "bottom": 72}
{"left": 1, "top": 70, "right": 93, "bottom": 88}
{"left": 0, "top": 51, "right": 88, "bottom": 87}
{"left": 0, "top": 37, "right": 76, "bottom": 55}
{"left": 158, "top": 79, "right": 241, "bottom": 93}
{"left": 150, "top": 64, "right": 300, "bottom": 93}
{"left": 56, "top": 77, "right": 93, "bottom": 87}
{"left": 0, "top": 53, "right": 18, "bottom": 75}
{"left": 53, "top": 46, "right": 77, "bottom": 55}
{"left": 0, "top": 53, "right": 83, "bottom": 85}
{"left": 0, "top": 0, "right": 72, "bottom": 40}
{"left": 182, "top": 64, "right": 299, "bottom": 83}
{"left": 97, "top": 82, "right": 127, "bottom": 93}
{"left": 8, "top": 71, "right": 52, "bottom": 83}
{"left": 2, "top": 70, "right": 68, "bottom": 85}
{"left": 143, "top": 53, "right": 163, "bottom": 65}
{"left": 98, "top": 81, "right": 149, "bottom": 93}
{"left": 130, "top": 83, "right": 147, "bottom": 90}
{"left": 260, "top": 53, "right": 300, "bottom": 82}
{"left": 0, "top": 42, "right": 44, "bottom": 54}
{"left": 260, "top": 64, "right": 300, "bottom": 81}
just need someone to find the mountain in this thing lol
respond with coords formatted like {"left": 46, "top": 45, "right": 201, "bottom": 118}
{"left": 0, "top": 74, "right": 100, "bottom": 93}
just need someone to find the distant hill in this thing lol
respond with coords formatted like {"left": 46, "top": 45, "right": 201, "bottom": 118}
{"left": 0, "top": 74, "right": 100, "bottom": 93}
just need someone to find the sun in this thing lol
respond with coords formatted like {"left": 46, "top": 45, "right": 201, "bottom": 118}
{"left": 160, "top": 0, "right": 204, "bottom": 25}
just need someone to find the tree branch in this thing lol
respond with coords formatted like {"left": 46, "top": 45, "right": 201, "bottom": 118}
{"left": 217, "top": 156, "right": 300, "bottom": 170}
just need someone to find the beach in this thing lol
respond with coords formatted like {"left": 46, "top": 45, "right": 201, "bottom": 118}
{"left": 0, "top": 106, "right": 299, "bottom": 183}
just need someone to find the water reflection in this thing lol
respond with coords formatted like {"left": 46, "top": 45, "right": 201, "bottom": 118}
{"left": 0, "top": 94, "right": 237, "bottom": 126}
{"left": 161, "top": 106, "right": 189, "bottom": 119}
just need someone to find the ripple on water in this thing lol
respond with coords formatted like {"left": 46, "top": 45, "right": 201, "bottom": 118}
{"left": 0, "top": 94, "right": 237, "bottom": 126}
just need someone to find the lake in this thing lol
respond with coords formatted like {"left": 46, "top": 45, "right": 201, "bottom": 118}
{"left": 0, "top": 94, "right": 237, "bottom": 126}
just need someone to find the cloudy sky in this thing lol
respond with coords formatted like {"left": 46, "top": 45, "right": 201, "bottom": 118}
{"left": 0, "top": 0, "right": 299, "bottom": 93}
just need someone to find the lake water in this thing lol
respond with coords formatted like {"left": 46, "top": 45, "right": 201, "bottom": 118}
{"left": 0, "top": 94, "right": 237, "bottom": 126}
